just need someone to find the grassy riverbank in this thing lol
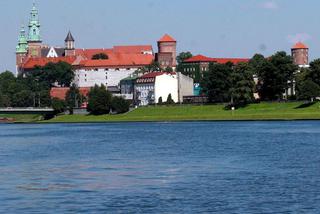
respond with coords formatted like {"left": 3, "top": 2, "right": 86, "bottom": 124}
{"left": 46, "top": 102, "right": 320, "bottom": 123}
{"left": 0, "top": 114, "right": 43, "bottom": 123}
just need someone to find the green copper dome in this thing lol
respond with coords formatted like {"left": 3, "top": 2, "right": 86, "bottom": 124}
{"left": 28, "top": 3, "right": 41, "bottom": 42}
{"left": 16, "top": 25, "right": 28, "bottom": 53}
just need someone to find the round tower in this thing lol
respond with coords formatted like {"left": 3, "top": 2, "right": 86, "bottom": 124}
{"left": 291, "top": 42, "right": 309, "bottom": 67}
{"left": 65, "top": 31, "right": 75, "bottom": 56}
{"left": 157, "top": 34, "right": 177, "bottom": 69}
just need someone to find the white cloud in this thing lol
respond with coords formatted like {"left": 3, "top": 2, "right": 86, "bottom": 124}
{"left": 287, "top": 33, "right": 312, "bottom": 44}
{"left": 261, "top": 1, "right": 279, "bottom": 10}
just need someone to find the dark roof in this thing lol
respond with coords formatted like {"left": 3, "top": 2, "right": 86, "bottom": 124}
{"left": 65, "top": 31, "right": 75, "bottom": 42}
{"left": 41, "top": 47, "right": 65, "bottom": 57}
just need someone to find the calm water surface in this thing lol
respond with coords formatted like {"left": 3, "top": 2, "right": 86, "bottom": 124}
{"left": 1, "top": 121, "right": 320, "bottom": 213}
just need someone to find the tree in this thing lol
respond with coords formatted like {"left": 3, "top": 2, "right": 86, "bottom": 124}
{"left": 51, "top": 98, "right": 66, "bottom": 114}
{"left": 305, "top": 59, "right": 320, "bottom": 86}
{"left": 0, "top": 90, "right": 10, "bottom": 107}
{"left": 201, "top": 63, "right": 233, "bottom": 103}
{"left": 164, "top": 66, "right": 173, "bottom": 73}
{"left": 11, "top": 90, "right": 34, "bottom": 107}
{"left": 111, "top": 96, "right": 130, "bottom": 114}
{"left": 0, "top": 71, "right": 16, "bottom": 95}
{"left": 65, "top": 84, "right": 82, "bottom": 115}
{"left": 26, "top": 61, "right": 74, "bottom": 87}
{"left": 166, "top": 93, "right": 175, "bottom": 104}
{"left": 87, "top": 84, "right": 112, "bottom": 115}
{"left": 296, "top": 80, "right": 320, "bottom": 101}
{"left": 229, "top": 63, "right": 255, "bottom": 106}
{"left": 176, "top": 52, "right": 193, "bottom": 65}
{"left": 136, "top": 60, "right": 161, "bottom": 74}
{"left": 255, "top": 52, "right": 297, "bottom": 100}
{"left": 92, "top": 53, "right": 109, "bottom": 60}
{"left": 158, "top": 96, "right": 163, "bottom": 105}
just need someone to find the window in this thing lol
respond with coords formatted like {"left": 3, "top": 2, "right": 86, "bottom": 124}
{"left": 106, "top": 76, "right": 108, "bottom": 79}
{"left": 115, "top": 68, "right": 120, "bottom": 71}
{"left": 94, "top": 68, "right": 98, "bottom": 71}
{"left": 33, "top": 29, "right": 36, "bottom": 35}
{"left": 105, "top": 68, "right": 109, "bottom": 71}
{"left": 127, "top": 68, "right": 130, "bottom": 70}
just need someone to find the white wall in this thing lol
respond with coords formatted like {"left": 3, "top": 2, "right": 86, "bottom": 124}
{"left": 154, "top": 74, "right": 178, "bottom": 103}
{"left": 74, "top": 68, "right": 137, "bottom": 88}
{"left": 177, "top": 72, "right": 194, "bottom": 102}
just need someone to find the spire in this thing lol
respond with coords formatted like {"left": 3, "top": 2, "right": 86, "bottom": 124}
{"left": 16, "top": 25, "right": 28, "bottom": 53}
{"left": 28, "top": 3, "right": 41, "bottom": 42}
{"left": 65, "top": 31, "right": 75, "bottom": 42}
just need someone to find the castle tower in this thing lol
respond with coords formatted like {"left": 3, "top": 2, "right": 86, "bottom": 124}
{"left": 27, "top": 3, "right": 42, "bottom": 58}
{"left": 291, "top": 42, "right": 309, "bottom": 68}
{"left": 156, "top": 34, "right": 177, "bottom": 69}
{"left": 65, "top": 31, "right": 76, "bottom": 56}
{"left": 16, "top": 25, "right": 28, "bottom": 70}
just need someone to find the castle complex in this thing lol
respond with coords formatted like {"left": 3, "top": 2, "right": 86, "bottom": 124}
{"left": 15, "top": 4, "right": 311, "bottom": 105}
{"left": 16, "top": 4, "right": 177, "bottom": 81}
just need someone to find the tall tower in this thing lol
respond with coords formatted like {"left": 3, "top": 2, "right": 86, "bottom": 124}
{"left": 16, "top": 25, "right": 28, "bottom": 75}
{"left": 156, "top": 34, "right": 177, "bottom": 69}
{"left": 27, "top": 3, "right": 42, "bottom": 57}
{"left": 65, "top": 31, "right": 76, "bottom": 56}
{"left": 291, "top": 42, "right": 309, "bottom": 68}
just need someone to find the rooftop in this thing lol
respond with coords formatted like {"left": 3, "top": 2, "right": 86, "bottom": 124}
{"left": 184, "top": 54, "right": 250, "bottom": 64}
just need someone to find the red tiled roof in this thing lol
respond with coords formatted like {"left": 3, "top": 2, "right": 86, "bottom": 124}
{"left": 23, "top": 57, "right": 76, "bottom": 69}
{"left": 292, "top": 42, "right": 308, "bottom": 49}
{"left": 75, "top": 45, "right": 153, "bottom": 59}
{"left": 50, "top": 87, "right": 90, "bottom": 100}
{"left": 184, "top": 54, "right": 249, "bottom": 64}
{"left": 136, "top": 72, "right": 176, "bottom": 84}
{"left": 113, "top": 45, "right": 153, "bottom": 54}
{"left": 80, "top": 53, "right": 154, "bottom": 67}
{"left": 158, "top": 34, "right": 176, "bottom": 42}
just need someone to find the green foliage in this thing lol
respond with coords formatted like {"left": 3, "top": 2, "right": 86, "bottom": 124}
{"left": 87, "top": 84, "right": 112, "bottom": 115}
{"left": 306, "top": 59, "right": 320, "bottom": 86}
{"left": 51, "top": 98, "right": 66, "bottom": 114}
{"left": 92, "top": 53, "right": 109, "bottom": 60}
{"left": 164, "top": 66, "right": 173, "bottom": 73}
{"left": 111, "top": 96, "right": 130, "bottom": 114}
{"left": 202, "top": 63, "right": 233, "bottom": 103}
{"left": 166, "top": 93, "right": 175, "bottom": 104}
{"left": 230, "top": 63, "right": 255, "bottom": 106}
{"left": 176, "top": 52, "right": 193, "bottom": 73}
{"left": 253, "top": 52, "right": 297, "bottom": 100}
{"left": 65, "top": 84, "right": 82, "bottom": 115}
{"left": 158, "top": 96, "right": 163, "bottom": 105}
{"left": 11, "top": 90, "right": 34, "bottom": 107}
{"left": 296, "top": 80, "right": 320, "bottom": 101}
{"left": 136, "top": 60, "right": 161, "bottom": 74}
{"left": 26, "top": 61, "right": 74, "bottom": 87}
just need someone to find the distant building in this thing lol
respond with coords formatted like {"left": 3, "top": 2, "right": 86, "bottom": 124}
{"left": 134, "top": 72, "right": 193, "bottom": 106}
{"left": 156, "top": 34, "right": 177, "bottom": 70}
{"left": 180, "top": 54, "right": 249, "bottom": 83}
{"left": 291, "top": 42, "right": 309, "bottom": 68}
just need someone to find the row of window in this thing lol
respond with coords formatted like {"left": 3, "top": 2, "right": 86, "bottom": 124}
{"left": 84, "top": 68, "right": 133, "bottom": 72}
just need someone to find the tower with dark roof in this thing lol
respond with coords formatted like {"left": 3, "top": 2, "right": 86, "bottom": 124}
{"left": 156, "top": 34, "right": 177, "bottom": 69}
{"left": 291, "top": 42, "right": 309, "bottom": 67}
{"left": 65, "top": 31, "right": 76, "bottom": 56}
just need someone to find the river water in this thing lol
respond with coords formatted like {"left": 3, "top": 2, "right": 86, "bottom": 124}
{"left": 0, "top": 122, "right": 320, "bottom": 213}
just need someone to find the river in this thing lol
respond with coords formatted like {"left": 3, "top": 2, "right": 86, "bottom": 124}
{"left": 1, "top": 122, "right": 320, "bottom": 213}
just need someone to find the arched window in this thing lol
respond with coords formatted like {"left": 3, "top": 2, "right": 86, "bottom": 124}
{"left": 33, "top": 29, "right": 36, "bottom": 35}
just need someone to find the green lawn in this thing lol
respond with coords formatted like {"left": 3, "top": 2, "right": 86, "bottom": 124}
{"left": 0, "top": 114, "right": 43, "bottom": 123}
{"left": 46, "top": 102, "right": 320, "bottom": 123}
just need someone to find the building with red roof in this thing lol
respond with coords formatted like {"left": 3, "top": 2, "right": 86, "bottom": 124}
{"left": 156, "top": 34, "right": 177, "bottom": 69}
{"left": 291, "top": 42, "right": 309, "bottom": 68}
{"left": 180, "top": 54, "right": 250, "bottom": 83}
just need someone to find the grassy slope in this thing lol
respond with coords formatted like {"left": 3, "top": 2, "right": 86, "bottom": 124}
{"left": 0, "top": 114, "right": 43, "bottom": 123}
{"left": 47, "top": 102, "right": 320, "bottom": 123}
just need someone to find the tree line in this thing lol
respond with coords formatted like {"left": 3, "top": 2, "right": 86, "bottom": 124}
{"left": 177, "top": 51, "right": 320, "bottom": 106}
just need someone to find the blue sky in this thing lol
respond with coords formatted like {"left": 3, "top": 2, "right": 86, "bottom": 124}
{"left": 0, "top": 0, "right": 319, "bottom": 72}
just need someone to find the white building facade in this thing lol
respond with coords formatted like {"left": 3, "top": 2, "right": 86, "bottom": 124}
{"left": 135, "top": 72, "right": 194, "bottom": 106}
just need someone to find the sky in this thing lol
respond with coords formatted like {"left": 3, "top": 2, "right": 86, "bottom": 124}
{"left": 0, "top": 0, "right": 319, "bottom": 73}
